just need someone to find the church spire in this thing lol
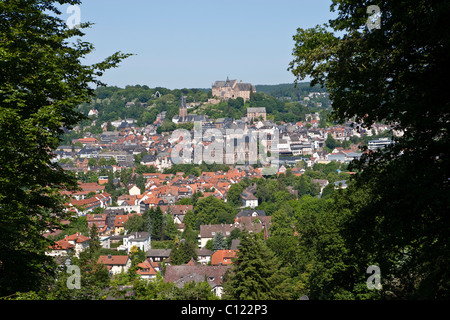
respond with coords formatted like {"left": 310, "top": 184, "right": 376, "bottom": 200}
{"left": 179, "top": 95, "right": 187, "bottom": 121}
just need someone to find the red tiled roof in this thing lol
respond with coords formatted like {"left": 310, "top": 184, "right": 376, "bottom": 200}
{"left": 49, "top": 239, "right": 75, "bottom": 250}
{"left": 98, "top": 255, "right": 130, "bottom": 266}
{"left": 77, "top": 137, "right": 99, "bottom": 144}
{"left": 114, "top": 215, "right": 130, "bottom": 227}
{"left": 211, "top": 250, "right": 237, "bottom": 266}
{"left": 66, "top": 232, "right": 90, "bottom": 243}
{"left": 136, "top": 259, "right": 157, "bottom": 276}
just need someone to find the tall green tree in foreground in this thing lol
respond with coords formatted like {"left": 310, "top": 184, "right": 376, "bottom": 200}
{"left": 0, "top": 0, "right": 130, "bottom": 296}
{"left": 289, "top": 0, "right": 450, "bottom": 298}
{"left": 222, "top": 232, "right": 291, "bottom": 300}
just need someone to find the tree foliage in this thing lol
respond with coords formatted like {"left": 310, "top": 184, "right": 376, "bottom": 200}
{"left": 0, "top": 0, "right": 130, "bottom": 296}
{"left": 191, "top": 196, "right": 235, "bottom": 229}
{"left": 222, "top": 232, "right": 291, "bottom": 300}
{"left": 289, "top": 0, "right": 450, "bottom": 298}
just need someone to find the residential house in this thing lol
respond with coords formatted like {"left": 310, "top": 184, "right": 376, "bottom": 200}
{"left": 140, "top": 154, "right": 157, "bottom": 166}
{"left": 69, "top": 192, "right": 112, "bottom": 216}
{"left": 196, "top": 248, "right": 213, "bottom": 265}
{"left": 65, "top": 232, "right": 90, "bottom": 257}
{"left": 86, "top": 213, "right": 109, "bottom": 233}
{"left": 241, "top": 186, "right": 258, "bottom": 209}
{"left": 77, "top": 147, "right": 100, "bottom": 159}
{"left": 114, "top": 215, "right": 130, "bottom": 235}
{"left": 98, "top": 255, "right": 132, "bottom": 275}
{"left": 94, "top": 192, "right": 112, "bottom": 208}
{"left": 76, "top": 137, "right": 99, "bottom": 147}
{"left": 74, "top": 157, "right": 89, "bottom": 170}
{"left": 240, "top": 191, "right": 258, "bottom": 209}
{"left": 98, "top": 176, "right": 109, "bottom": 185}
{"left": 47, "top": 238, "right": 75, "bottom": 257}
{"left": 199, "top": 224, "right": 236, "bottom": 248}
{"left": 46, "top": 232, "right": 90, "bottom": 259}
{"left": 139, "top": 197, "right": 168, "bottom": 213}
{"left": 128, "top": 184, "right": 141, "bottom": 196}
{"left": 104, "top": 208, "right": 126, "bottom": 229}
{"left": 136, "top": 259, "right": 158, "bottom": 280}
{"left": 100, "top": 131, "right": 120, "bottom": 144}
{"left": 164, "top": 204, "right": 193, "bottom": 225}
{"left": 69, "top": 197, "right": 101, "bottom": 215}
{"left": 164, "top": 265, "right": 231, "bottom": 298}
{"left": 121, "top": 232, "right": 151, "bottom": 254}
{"left": 99, "top": 236, "right": 110, "bottom": 249}
{"left": 211, "top": 250, "right": 237, "bottom": 266}
{"left": 327, "top": 151, "right": 347, "bottom": 163}
{"left": 234, "top": 216, "right": 272, "bottom": 238}
{"left": 78, "top": 182, "right": 106, "bottom": 197}
{"left": 146, "top": 249, "right": 172, "bottom": 262}
{"left": 100, "top": 151, "right": 134, "bottom": 165}
{"left": 236, "top": 210, "right": 266, "bottom": 219}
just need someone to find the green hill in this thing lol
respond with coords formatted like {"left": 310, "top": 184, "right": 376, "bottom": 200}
{"left": 255, "top": 82, "right": 328, "bottom": 101}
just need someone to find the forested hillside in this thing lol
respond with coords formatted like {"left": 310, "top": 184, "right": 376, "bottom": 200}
{"left": 255, "top": 82, "right": 328, "bottom": 103}
{"left": 77, "top": 85, "right": 210, "bottom": 128}
{"left": 75, "top": 83, "right": 331, "bottom": 132}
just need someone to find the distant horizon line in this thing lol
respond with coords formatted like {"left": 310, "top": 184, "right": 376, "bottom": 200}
{"left": 94, "top": 80, "right": 313, "bottom": 90}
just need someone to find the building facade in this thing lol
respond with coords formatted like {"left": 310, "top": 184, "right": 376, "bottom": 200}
{"left": 212, "top": 77, "right": 256, "bottom": 102}
{"left": 246, "top": 107, "right": 267, "bottom": 121}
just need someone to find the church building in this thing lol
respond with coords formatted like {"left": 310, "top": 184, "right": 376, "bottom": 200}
{"left": 172, "top": 96, "right": 208, "bottom": 124}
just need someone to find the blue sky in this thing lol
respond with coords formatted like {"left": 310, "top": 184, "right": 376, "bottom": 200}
{"left": 62, "top": 0, "right": 336, "bottom": 89}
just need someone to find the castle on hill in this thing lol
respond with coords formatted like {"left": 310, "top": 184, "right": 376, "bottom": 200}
{"left": 172, "top": 77, "right": 256, "bottom": 124}
{"left": 212, "top": 77, "right": 256, "bottom": 102}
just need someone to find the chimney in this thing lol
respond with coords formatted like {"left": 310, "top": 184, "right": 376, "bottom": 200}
{"left": 108, "top": 254, "right": 112, "bottom": 259}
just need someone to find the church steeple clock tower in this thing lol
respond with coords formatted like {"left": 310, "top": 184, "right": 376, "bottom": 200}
{"left": 179, "top": 95, "right": 187, "bottom": 121}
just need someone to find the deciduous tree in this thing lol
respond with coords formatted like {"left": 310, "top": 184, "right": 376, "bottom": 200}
{"left": 0, "top": 0, "right": 130, "bottom": 296}
{"left": 289, "top": 0, "right": 450, "bottom": 298}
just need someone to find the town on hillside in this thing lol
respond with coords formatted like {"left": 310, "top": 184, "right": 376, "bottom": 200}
{"left": 45, "top": 78, "right": 399, "bottom": 299}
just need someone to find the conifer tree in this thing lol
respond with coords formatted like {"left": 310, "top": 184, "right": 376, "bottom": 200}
{"left": 89, "top": 223, "right": 101, "bottom": 257}
{"left": 222, "top": 233, "right": 291, "bottom": 300}
{"left": 212, "top": 232, "right": 227, "bottom": 251}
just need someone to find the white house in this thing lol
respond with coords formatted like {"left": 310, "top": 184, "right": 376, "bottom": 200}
{"left": 197, "top": 248, "right": 213, "bottom": 265}
{"left": 99, "top": 236, "right": 110, "bottom": 249}
{"left": 128, "top": 185, "right": 141, "bottom": 196}
{"left": 88, "top": 109, "right": 99, "bottom": 117}
{"left": 240, "top": 191, "right": 258, "bottom": 209}
{"left": 121, "top": 232, "right": 151, "bottom": 254}
{"left": 68, "top": 233, "right": 90, "bottom": 257}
